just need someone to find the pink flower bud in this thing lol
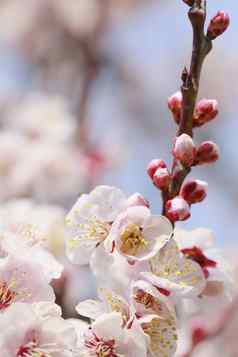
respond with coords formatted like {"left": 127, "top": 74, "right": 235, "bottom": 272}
{"left": 180, "top": 179, "right": 208, "bottom": 204}
{"left": 147, "top": 159, "right": 166, "bottom": 180}
{"left": 194, "top": 141, "right": 220, "bottom": 165}
{"left": 168, "top": 91, "right": 182, "bottom": 125}
{"left": 207, "top": 11, "right": 230, "bottom": 40}
{"left": 173, "top": 134, "right": 196, "bottom": 167}
{"left": 126, "top": 193, "right": 150, "bottom": 208}
{"left": 153, "top": 167, "right": 171, "bottom": 190}
{"left": 193, "top": 99, "right": 218, "bottom": 127}
{"left": 165, "top": 197, "right": 191, "bottom": 222}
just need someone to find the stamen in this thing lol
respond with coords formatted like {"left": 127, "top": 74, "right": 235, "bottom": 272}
{"left": 0, "top": 281, "right": 17, "bottom": 310}
{"left": 120, "top": 224, "right": 148, "bottom": 256}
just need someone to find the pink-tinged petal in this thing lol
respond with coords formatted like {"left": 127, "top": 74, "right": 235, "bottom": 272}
{"left": 1, "top": 234, "right": 63, "bottom": 281}
{"left": 125, "top": 206, "right": 151, "bottom": 226}
{"left": 0, "top": 256, "right": 55, "bottom": 310}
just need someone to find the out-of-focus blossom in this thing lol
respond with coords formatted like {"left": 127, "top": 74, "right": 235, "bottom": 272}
{"left": 5, "top": 94, "right": 76, "bottom": 144}
{"left": 0, "top": 254, "right": 55, "bottom": 312}
{"left": 0, "top": 302, "right": 77, "bottom": 357}
{"left": 0, "top": 199, "right": 66, "bottom": 255}
{"left": 1, "top": 233, "right": 63, "bottom": 281}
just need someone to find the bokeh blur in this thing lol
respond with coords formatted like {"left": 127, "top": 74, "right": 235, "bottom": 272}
{"left": 0, "top": 0, "right": 237, "bottom": 321}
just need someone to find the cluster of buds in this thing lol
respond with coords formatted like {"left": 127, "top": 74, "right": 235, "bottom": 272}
{"left": 147, "top": 133, "right": 217, "bottom": 222}
{"left": 147, "top": 159, "right": 171, "bottom": 191}
{"left": 173, "top": 134, "right": 219, "bottom": 168}
{"left": 168, "top": 94, "right": 219, "bottom": 128}
{"left": 165, "top": 179, "right": 208, "bottom": 222}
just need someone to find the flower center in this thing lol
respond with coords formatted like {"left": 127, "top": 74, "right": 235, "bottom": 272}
{"left": 85, "top": 334, "right": 118, "bottom": 357}
{"left": 17, "top": 340, "right": 53, "bottom": 357}
{"left": 120, "top": 224, "right": 147, "bottom": 256}
{"left": 134, "top": 289, "right": 163, "bottom": 314}
{"left": 0, "top": 281, "right": 17, "bottom": 310}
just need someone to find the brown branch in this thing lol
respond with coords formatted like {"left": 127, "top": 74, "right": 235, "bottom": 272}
{"left": 162, "top": 0, "right": 212, "bottom": 215}
{"left": 75, "top": 0, "right": 111, "bottom": 149}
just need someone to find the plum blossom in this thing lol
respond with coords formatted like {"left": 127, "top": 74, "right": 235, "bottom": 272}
{"left": 105, "top": 206, "right": 173, "bottom": 262}
{"left": 0, "top": 254, "right": 55, "bottom": 312}
{"left": 141, "top": 238, "right": 206, "bottom": 299}
{"left": 0, "top": 302, "right": 76, "bottom": 357}
{"left": 0, "top": 199, "right": 66, "bottom": 255}
{"left": 65, "top": 186, "right": 127, "bottom": 265}
{"left": 66, "top": 185, "right": 149, "bottom": 266}
{"left": 77, "top": 312, "right": 148, "bottom": 357}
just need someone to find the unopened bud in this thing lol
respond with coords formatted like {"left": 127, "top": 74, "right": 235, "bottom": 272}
{"left": 173, "top": 134, "right": 196, "bottom": 167}
{"left": 193, "top": 99, "right": 218, "bottom": 127}
{"left": 147, "top": 159, "right": 166, "bottom": 180}
{"left": 194, "top": 141, "right": 220, "bottom": 165}
{"left": 180, "top": 179, "right": 208, "bottom": 204}
{"left": 126, "top": 193, "right": 150, "bottom": 208}
{"left": 168, "top": 91, "right": 182, "bottom": 125}
{"left": 165, "top": 197, "right": 191, "bottom": 222}
{"left": 207, "top": 11, "right": 230, "bottom": 40}
{"left": 153, "top": 167, "right": 171, "bottom": 190}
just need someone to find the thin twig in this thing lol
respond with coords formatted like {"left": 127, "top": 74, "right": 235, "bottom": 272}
{"left": 162, "top": 0, "right": 212, "bottom": 215}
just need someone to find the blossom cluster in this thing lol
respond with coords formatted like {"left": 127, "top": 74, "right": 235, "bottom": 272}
{"left": 0, "top": 185, "right": 232, "bottom": 356}
{"left": 64, "top": 185, "right": 232, "bottom": 356}
{"left": 0, "top": 93, "right": 111, "bottom": 203}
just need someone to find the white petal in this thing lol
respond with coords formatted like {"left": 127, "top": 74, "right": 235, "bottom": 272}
{"left": 92, "top": 312, "right": 123, "bottom": 341}
{"left": 76, "top": 299, "right": 105, "bottom": 320}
